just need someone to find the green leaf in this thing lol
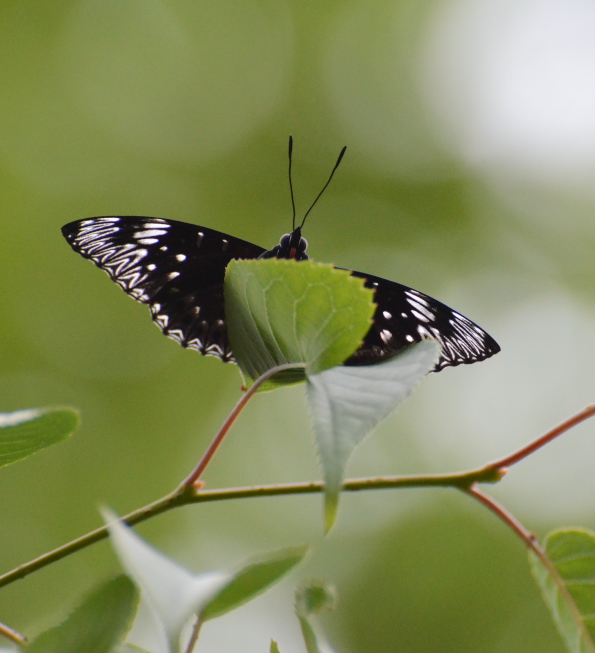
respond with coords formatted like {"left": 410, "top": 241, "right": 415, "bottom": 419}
{"left": 307, "top": 340, "right": 440, "bottom": 531}
{"left": 295, "top": 581, "right": 337, "bottom": 653}
{"left": 27, "top": 575, "right": 139, "bottom": 653}
{"left": 0, "top": 406, "right": 79, "bottom": 469}
{"left": 530, "top": 529, "right": 595, "bottom": 653}
{"left": 225, "top": 259, "right": 375, "bottom": 389}
{"left": 104, "top": 509, "right": 231, "bottom": 653}
{"left": 202, "top": 544, "right": 309, "bottom": 620}
{"left": 295, "top": 581, "right": 337, "bottom": 618}
{"left": 270, "top": 641, "right": 282, "bottom": 653}
{"left": 105, "top": 510, "right": 307, "bottom": 653}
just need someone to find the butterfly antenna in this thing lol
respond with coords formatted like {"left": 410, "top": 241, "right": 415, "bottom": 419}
{"left": 288, "top": 136, "right": 297, "bottom": 230}
{"left": 300, "top": 145, "right": 347, "bottom": 229}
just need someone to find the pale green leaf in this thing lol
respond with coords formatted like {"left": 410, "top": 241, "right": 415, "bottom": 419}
{"left": 225, "top": 259, "right": 375, "bottom": 389}
{"left": 530, "top": 529, "right": 595, "bottom": 653}
{"left": 28, "top": 576, "right": 138, "bottom": 653}
{"left": 295, "top": 581, "right": 337, "bottom": 618}
{"left": 202, "top": 545, "right": 309, "bottom": 620}
{"left": 103, "top": 509, "right": 230, "bottom": 653}
{"left": 295, "top": 581, "right": 337, "bottom": 653}
{"left": 307, "top": 340, "right": 440, "bottom": 530}
{"left": 0, "top": 406, "right": 79, "bottom": 469}
{"left": 105, "top": 510, "right": 308, "bottom": 653}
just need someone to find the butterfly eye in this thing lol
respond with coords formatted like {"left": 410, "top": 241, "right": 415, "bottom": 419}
{"left": 297, "top": 237, "right": 308, "bottom": 253}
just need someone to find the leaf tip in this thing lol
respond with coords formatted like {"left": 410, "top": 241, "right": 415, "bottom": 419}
{"left": 323, "top": 493, "right": 339, "bottom": 534}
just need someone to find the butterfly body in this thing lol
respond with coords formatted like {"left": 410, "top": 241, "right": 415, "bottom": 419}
{"left": 62, "top": 216, "right": 500, "bottom": 371}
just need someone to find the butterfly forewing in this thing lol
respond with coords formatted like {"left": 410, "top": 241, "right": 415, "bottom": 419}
{"left": 61, "top": 217, "right": 265, "bottom": 361}
{"left": 346, "top": 270, "right": 500, "bottom": 369}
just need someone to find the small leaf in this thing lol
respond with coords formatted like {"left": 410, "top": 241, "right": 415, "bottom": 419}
{"left": 307, "top": 340, "right": 440, "bottom": 530}
{"left": 295, "top": 581, "right": 337, "bottom": 618}
{"left": 27, "top": 575, "right": 139, "bottom": 653}
{"left": 530, "top": 529, "right": 595, "bottom": 653}
{"left": 225, "top": 259, "right": 375, "bottom": 389}
{"left": 0, "top": 406, "right": 79, "bottom": 469}
{"left": 202, "top": 545, "right": 309, "bottom": 620}
{"left": 295, "top": 581, "right": 337, "bottom": 653}
{"left": 270, "top": 641, "right": 282, "bottom": 653}
{"left": 105, "top": 511, "right": 307, "bottom": 653}
{"left": 103, "top": 509, "right": 231, "bottom": 653}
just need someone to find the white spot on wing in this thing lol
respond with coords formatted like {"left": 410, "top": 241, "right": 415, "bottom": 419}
{"left": 417, "top": 325, "right": 432, "bottom": 339}
{"left": 134, "top": 230, "right": 168, "bottom": 239}
{"left": 167, "top": 329, "right": 184, "bottom": 344}
{"left": 380, "top": 329, "right": 393, "bottom": 344}
{"left": 411, "top": 309, "right": 430, "bottom": 323}
{"left": 155, "top": 314, "right": 169, "bottom": 328}
{"left": 91, "top": 217, "right": 120, "bottom": 224}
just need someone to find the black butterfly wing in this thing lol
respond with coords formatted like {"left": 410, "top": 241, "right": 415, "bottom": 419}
{"left": 61, "top": 216, "right": 266, "bottom": 361}
{"left": 345, "top": 270, "right": 500, "bottom": 370}
{"left": 62, "top": 217, "right": 499, "bottom": 371}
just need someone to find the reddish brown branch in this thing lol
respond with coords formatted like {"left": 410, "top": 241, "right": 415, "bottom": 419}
{"left": 465, "top": 484, "right": 542, "bottom": 554}
{"left": 180, "top": 363, "right": 304, "bottom": 487}
{"left": 486, "top": 404, "right": 595, "bottom": 471}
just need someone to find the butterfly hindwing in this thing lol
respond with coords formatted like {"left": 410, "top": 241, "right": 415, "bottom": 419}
{"left": 346, "top": 270, "right": 500, "bottom": 369}
{"left": 61, "top": 216, "right": 266, "bottom": 361}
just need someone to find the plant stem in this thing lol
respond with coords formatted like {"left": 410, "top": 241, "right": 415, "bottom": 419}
{"left": 0, "top": 404, "right": 592, "bottom": 591}
{"left": 184, "top": 616, "right": 202, "bottom": 653}
{"left": 0, "top": 490, "right": 184, "bottom": 590}
{"left": 0, "top": 621, "right": 26, "bottom": 646}
{"left": 180, "top": 363, "right": 302, "bottom": 487}
{"left": 0, "top": 468, "right": 510, "bottom": 590}
{"left": 465, "top": 484, "right": 539, "bottom": 551}
{"left": 464, "top": 485, "right": 595, "bottom": 649}
{"left": 488, "top": 404, "right": 595, "bottom": 470}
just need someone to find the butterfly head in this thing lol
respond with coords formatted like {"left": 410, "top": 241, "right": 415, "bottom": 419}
{"left": 255, "top": 138, "right": 346, "bottom": 263}
{"left": 258, "top": 227, "right": 309, "bottom": 261}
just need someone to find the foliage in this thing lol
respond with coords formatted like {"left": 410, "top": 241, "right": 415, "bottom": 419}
{"left": 27, "top": 576, "right": 139, "bottom": 653}
{"left": 225, "top": 259, "right": 375, "bottom": 389}
{"left": 531, "top": 529, "right": 595, "bottom": 653}
{"left": 0, "top": 407, "right": 79, "bottom": 469}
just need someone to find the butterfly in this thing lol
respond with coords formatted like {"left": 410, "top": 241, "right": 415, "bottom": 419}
{"left": 61, "top": 141, "right": 500, "bottom": 372}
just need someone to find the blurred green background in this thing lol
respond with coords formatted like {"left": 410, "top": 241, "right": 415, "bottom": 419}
{"left": 1, "top": 0, "right": 595, "bottom": 651}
